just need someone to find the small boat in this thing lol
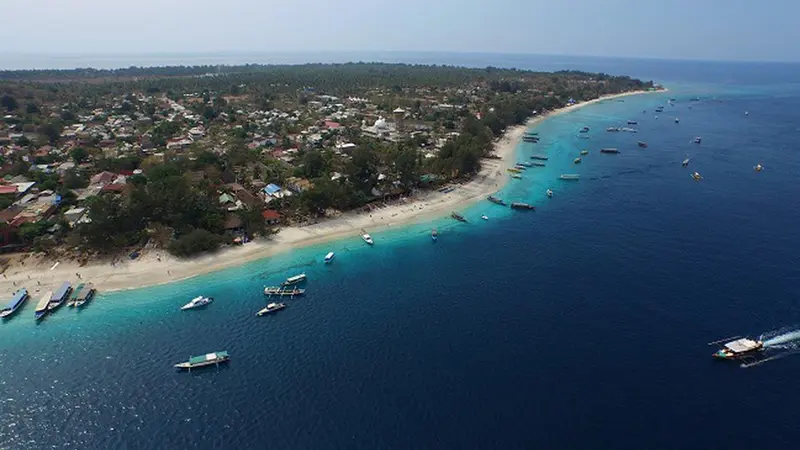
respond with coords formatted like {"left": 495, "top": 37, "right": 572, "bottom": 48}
{"left": 431, "top": 228, "right": 438, "bottom": 241}
{"left": 264, "top": 286, "right": 305, "bottom": 296}
{"left": 711, "top": 337, "right": 763, "bottom": 360}
{"left": 74, "top": 283, "right": 95, "bottom": 308}
{"left": 283, "top": 273, "right": 307, "bottom": 286}
{"left": 531, "top": 162, "right": 545, "bottom": 167}
{"left": 257, "top": 302, "right": 287, "bottom": 316}
{"left": 530, "top": 155, "right": 548, "bottom": 161}
{"left": 511, "top": 202, "right": 535, "bottom": 210}
{"left": 517, "top": 162, "right": 533, "bottom": 167}
{"left": 627, "top": 120, "right": 638, "bottom": 125}
{"left": 560, "top": 174, "right": 580, "bottom": 181}
{"left": 47, "top": 282, "right": 72, "bottom": 311}
{"left": 451, "top": 212, "right": 467, "bottom": 223}
{"left": 181, "top": 296, "right": 213, "bottom": 311}
{"left": 174, "top": 351, "right": 230, "bottom": 370}
{"left": 324, "top": 252, "right": 335, "bottom": 263}
{"left": 525, "top": 132, "right": 539, "bottom": 137}
{"left": 487, "top": 195, "right": 506, "bottom": 205}
{"left": 690, "top": 97, "right": 700, "bottom": 102}
{"left": 745, "top": 111, "right": 749, "bottom": 116}
{"left": 754, "top": 164, "right": 763, "bottom": 172}
{"left": 691, "top": 172, "right": 703, "bottom": 181}
{"left": 669, "top": 98, "right": 677, "bottom": 102}
{"left": 522, "top": 135, "right": 539, "bottom": 142}
{"left": 578, "top": 135, "right": 590, "bottom": 139}
{"left": 507, "top": 167, "right": 522, "bottom": 173}
{"left": 514, "top": 164, "right": 527, "bottom": 171}
{"left": 35, "top": 292, "right": 51, "bottom": 320}
{"left": 600, "top": 148, "right": 620, "bottom": 154}
{"left": 621, "top": 127, "right": 638, "bottom": 133}
{"left": 655, "top": 106, "right": 664, "bottom": 112}
{"left": 579, "top": 126, "right": 590, "bottom": 133}
{"left": 675, "top": 117, "right": 680, "bottom": 123}
{"left": 481, "top": 215, "right": 489, "bottom": 220}
{"left": 510, "top": 174, "right": 523, "bottom": 179}
{"left": 546, "top": 189, "right": 553, "bottom": 198}
{"left": 682, "top": 158, "right": 690, "bottom": 167}
{"left": 580, "top": 150, "right": 589, "bottom": 155}
{"left": 693, "top": 136, "right": 702, "bottom": 144}
{"left": 573, "top": 157, "right": 582, "bottom": 164}
{"left": 637, "top": 141, "right": 648, "bottom": 148}
{"left": 67, "top": 283, "right": 84, "bottom": 307}
{"left": 606, "top": 127, "right": 620, "bottom": 132}
{"left": 362, "top": 233, "right": 374, "bottom": 245}
{"left": 1, "top": 288, "right": 29, "bottom": 319}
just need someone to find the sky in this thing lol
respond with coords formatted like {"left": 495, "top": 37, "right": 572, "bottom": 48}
{"left": 0, "top": 0, "right": 796, "bottom": 63}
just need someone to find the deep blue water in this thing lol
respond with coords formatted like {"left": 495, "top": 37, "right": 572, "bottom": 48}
{"left": 3, "top": 55, "right": 800, "bottom": 449}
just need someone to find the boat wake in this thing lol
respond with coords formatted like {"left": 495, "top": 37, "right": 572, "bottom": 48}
{"left": 762, "top": 328, "right": 800, "bottom": 349}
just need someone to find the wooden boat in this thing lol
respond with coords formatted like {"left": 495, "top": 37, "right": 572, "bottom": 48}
{"left": 74, "top": 283, "right": 95, "bottom": 308}
{"left": 451, "top": 212, "right": 467, "bottom": 223}
{"left": 507, "top": 167, "right": 521, "bottom": 173}
{"left": 531, "top": 162, "right": 546, "bottom": 167}
{"left": 68, "top": 283, "right": 84, "bottom": 307}
{"left": 530, "top": 155, "right": 549, "bottom": 161}
{"left": 627, "top": 120, "right": 638, "bottom": 125}
{"left": 510, "top": 174, "right": 523, "bottom": 179}
{"left": 1, "top": 289, "right": 28, "bottom": 319}
{"left": 257, "top": 302, "right": 287, "bottom": 316}
{"left": 710, "top": 337, "right": 763, "bottom": 360}
{"left": 510, "top": 202, "right": 535, "bottom": 210}
{"left": 264, "top": 286, "right": 305, "bottom": 296}
{"left": 600, "top": 148, "right": 620, "bottom": 154}
{"left": 559, "top": 174, "right": 580, "bottom": 181}
{"left": 174, "top": 351, "right": 230, "bottom": 370}
{"left": 487, "top": 195, "right": 506, "bottom": 206}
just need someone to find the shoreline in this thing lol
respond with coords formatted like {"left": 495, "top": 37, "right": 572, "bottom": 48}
{"left": 0, "top": 89, "right": 658, "bottom": 295}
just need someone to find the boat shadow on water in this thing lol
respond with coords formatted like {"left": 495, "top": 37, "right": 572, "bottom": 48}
{"left": 177, "top": 363, "right": 232, "bottom": 376}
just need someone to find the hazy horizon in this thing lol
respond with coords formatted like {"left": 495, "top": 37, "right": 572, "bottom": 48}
{"left": 1, "top": 0, "right": 796, "bottom": 65}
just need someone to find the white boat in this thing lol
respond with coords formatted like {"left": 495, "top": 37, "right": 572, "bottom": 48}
{"left": 181, "top": 296, "right": 213, "bottom": 310}
{"left": 283, "top": 273, "right": 307, "bottom": 285}
{"left": 431, "top": 229, "right": 438, "bottom": 241}
{"left": 754, "top": 164, "right": 763, "bottom": 172}
{"left": 481, "top": 215, "right": 488, "bottom": 221}
{"left": 675, "top": 117, "right": 680, "bottom": 123}
{"left": 692, "top": 172, "right": 703, "bottom": 181}
{"left": 546, "top": 189, "right": 553, "bottom": 198}
{"left": 560, "top": 174, "right": 580, "bottom": 181}
{"left": 362, "top": 233, "right": 374, "bottom": 245}
{"left": 324, "top": 252, "right": 335, "bottom": 263}
{"left": 682, "top": 158, "right": 690, "bottom": 167}
{"left": 256, "top": 302, "right": 287, "bottom": 316}
{"left": 573, "top": 157, "right": 582, "bottom": 164}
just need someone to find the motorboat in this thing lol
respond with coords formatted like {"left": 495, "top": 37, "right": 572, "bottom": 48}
{"left": 600, "top": 148, "right": 620, "bottom": 154}
{"left": 682, "top": 158, "right": 690, "bottom": 167}
{"left": 324, "top": 252, "right": 335, "bottom": 263}
{"left": 675, "top": 117, "right": 680, "bottom": 123}
{"left": 451, "top": 212, "right": 467, "bottom": 223}
{"left": 754, "top": 164, "right": 763, "bottom": 172}
{"left": 637, "top": 141, "right": 648, "bottom": 148}
{"left": 560, "top": 174, "right": 580, "bottom": 181}
{"left": 481, "top": 215, "right": 489, "bottom": 220}
{"left": 692, "top": 172, "right": 703, "bottom": 181}
{"left": 362, "top": 233, "right": 374, "bottom": 245}
{"left": 580, "top": 150, "right": 589, "bottom": 155}
{"left": 257, "top": 302, "right": 287, "bottom": 316}
{"left": 711, "top": 337, "right": 763, "bottom": 360}
{"left": 181, "top": 296, "right": 213, "bottom": 310}
{"left": 174, "top": 351, "right": 230, "bottom": 370}
{"left": 431, "top": 228, "right": 438, "bottom": 241}
{"left": 693, "top": 136, "right": 702, "bottom": 144}
{"left": 546, "top": 189, "right": 553, "bottom": 198}
{"left": 487, "top": 195, "right": 506, "bottom": 205}
{"left": 573, "top": 157, "right": 582, "bottom": 164}
{"left": 283, "top": 273, "right": 307, "bottom": 285}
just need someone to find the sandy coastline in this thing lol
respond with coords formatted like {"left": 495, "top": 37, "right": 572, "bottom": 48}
{"left": 0, "top": 89, "right": 656, "bottom": 295}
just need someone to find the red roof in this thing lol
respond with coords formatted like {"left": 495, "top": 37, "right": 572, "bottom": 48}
{"left": 101, "top": 183, "right": 126, "bottom": 193}
{"left": 262, "top": 210, "right": 281, "bottom": 220}
{"left": 0, "top": 185, "right": 17, "bottom": 195}
{"left": 9, "top": 216, "right": 36, "bottom": 228}
{"left": 324, "top": 121, "right": 342, "bottom": 129}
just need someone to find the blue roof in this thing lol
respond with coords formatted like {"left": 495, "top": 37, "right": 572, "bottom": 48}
{"left": 5, "top": 289, "right": 27, "bottom": 309}
{"left": 264, "top": 184, "right": 281, "bottom": 195}
{"left": 52, "top": 282, "right": 71, "bottom": 301}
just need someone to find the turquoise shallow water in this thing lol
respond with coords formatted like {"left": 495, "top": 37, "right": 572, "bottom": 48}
{"left": 3, "top": 58, "right": 800, "bottom": 449}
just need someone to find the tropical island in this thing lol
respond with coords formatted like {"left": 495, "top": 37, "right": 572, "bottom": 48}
{"left": 0, "top": 63, "right": 655, "bottom": 290}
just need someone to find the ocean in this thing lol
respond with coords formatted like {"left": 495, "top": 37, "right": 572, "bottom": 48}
{"left": 2, "top": 55, "right": 800, "bottom": 449}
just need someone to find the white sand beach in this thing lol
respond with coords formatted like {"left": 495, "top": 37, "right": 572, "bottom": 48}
{"left": 0, "top": 90, "right": 655, "bottom": 295}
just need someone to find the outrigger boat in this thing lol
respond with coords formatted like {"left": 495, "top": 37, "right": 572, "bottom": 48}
{"left": 710, "top": 336, "right": 764, "bottom": 361}
{"left": 68, "top": 283, "right": 84, "bottom": 307}
{"left": 174, "top": 351, "right": 230, "bottom": 371}
{"left": 47, "top": 282, "right": 72, "bottom": 311}
{"left": 34, "top": 291, "right": 52, "bottom": 321}
{"left": 560, "top": 174, "right": 580, "bottom": 181}
{"left": 74, "top": 283, "right": 95, "bottom": 308}
{"left": 507, "top": 167, "right": 522, "bottom": 173}
{"left": 531, "top": 162, "right": 546, "bottom": 167}
{"left": 517, "top": 162, "right": 533, "bottom": 167}
{"left": 691, "top": 172, "right": 703, "bottom": 181}
{"left": 451, "top": 212, "right": 467, "bottom": 223}
{"left": 754, "top": 163, "right": 763, "bottom": 172}
{"left": 510, "top": 202, "right": 535, "bottom": 210}
{"left": 487, "top": 195, "right": 506, "bottom": 206}
{"left": 530, "top": 155, "right": 549, "bottom": 161}
{"left": 510, "top": 174, "right": 523, "bottom": 179}
{"left": 1, "top": 288, "right": 29, "bottom": 319}
{"left": 264, "top": 286, "right": 305, "bottom": 297}
{"left": 257, "top": 302, "right": 287, "bottom": 316}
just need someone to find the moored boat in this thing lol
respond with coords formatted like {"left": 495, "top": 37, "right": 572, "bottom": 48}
{"left": 451, "top": 212, "right": 467, "bottom": 223}
{"left": 573, "top": 157, "right": 582, "bottom": 164}
{"left": 637, "top": 141, "right": 648, "bottom": 148}
{"left": 711, "top": 337, "right": 763, "bottom": 360}
{"left": 35, "top": 291, "right": 52, "bottom": 320}
{"left": 431, "top": 228, "right": 438, "bottom": 241}
{"left": 693, "top": 136, "right": 702, "bottom": 144}
{"left": 692, "top": 172, "right": 703, "bottom": 181}
{"left": 682, "top": 158, "right": 690, "bottom": 167}
{"left": 47, "top": 282, "right": 72, "bottom": 311}
{"left": 580, "top": 150, "right": 589, "bottom": 155}
{"left": 487, "top": 195, "right": 506, "bottom": 205}
{"left": 675, "top": 117, "right": 680, "bottom": 123}
{"left": 560, "top": 174, "right": 580, "bottom": 181}
{"left": 510, "top": 174, "right": 522, "bottom": 179}
{"left": 174, "top": 351, "right": 230, "bottom": 370}
{"left": 362, "top": 233, "right": 374, "bottom": 245}
{"left": 517, "top": 161, "right": 533, "bottom": 167}
{"left": 754, "top": 163, "right": 763, "bottom": 172}
{"left": 510, "top": 202, "right": 535, "bottom": 210}
{"left": 283, "top": 273, "right": 307, "bottom": 286}
{"left": 74, "top": 283, "right": 95, "bottom": 308}
{"left": 264, "top": 286, "right": 305, "bottom": 296}
{"left": 1, "top": 288, "right": 29, "bottom": 319}
{"left": 600, "top": 148, "right": 620, "bottom": 154}
{"left": 546, "top": 189, "right": 553, "bottom": 198}
{"left": 507, "top": 167, "right": 522, "bottom": 173}
{"left": 257, "top": 302, "right": 287, "bottom": 316}
{"left": 606, "top": 127, "right": 620, "bottom": 132}
{"left": 181, "top": 296, "right": 213, "bottom": 310}
{"left": 627, "top": 120, "right": 638, "bottom": 125}
{"left": 531, "top": 162, "right": 545, "bottom": 167}
{"left": 579, "top": 126, "right": 590, "bottom": 133}
{"left": 530, "top": 155, "right": 548, "bottom": 161}
{"left": 324, "top": 252, "right": 335, "bottom": 263}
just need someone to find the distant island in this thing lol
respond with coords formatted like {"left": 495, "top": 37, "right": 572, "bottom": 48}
{"left": 0, "top": 63, "right": 655, "bottom": 267}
